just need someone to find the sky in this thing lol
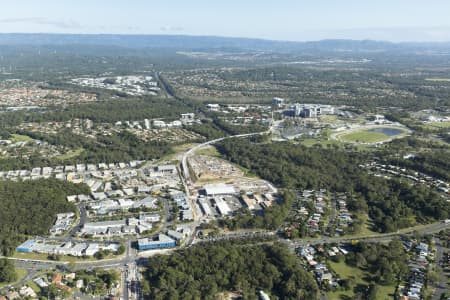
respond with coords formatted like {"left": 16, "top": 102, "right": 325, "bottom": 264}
{"left": 0, "top": 0, "right": 449, "bottom": 42}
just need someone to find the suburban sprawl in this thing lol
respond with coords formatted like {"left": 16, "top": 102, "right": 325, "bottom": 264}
{"left": 0, "top": 34, "right": 449, "bottom": 300}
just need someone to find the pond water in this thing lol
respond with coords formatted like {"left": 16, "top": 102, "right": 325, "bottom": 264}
{"left": 368, "top": 127, "right": 403, "bottom": 136}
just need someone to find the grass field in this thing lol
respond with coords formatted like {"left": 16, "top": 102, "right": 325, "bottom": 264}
{"left": 326, "top": 261, "right": 395, "bottom": 300}
{"left": 13, "top": 251, "right": 120, "bottom": 262}
{"left": 26, "top": 279, "right": 41, "bottom": 293}
{"left": 339, "top": 130, "right": 390, "bottom": 143}
{"left": 319, "top": 115, "right": 340, "bottom": 123}
{"left": 10, "top": 134, "right": 33, "bottom": 142}
{"left": 195, "top": 145, "right": 221, "bottom": 157}
{"left": 425, "top": 78, "right": 450, "bottom": 82}
{"left": 160, "top": 143, "right": 199, "bottom": 161}
{"left": 356, "top": 214, "right": 379, "bottom": 236}
{"left": 55, "top": 148, "right": 84, "bottom": 160}
{"left": 427, "top": 121, "right": 450, "bottom": 128}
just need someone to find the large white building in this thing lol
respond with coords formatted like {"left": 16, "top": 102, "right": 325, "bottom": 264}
{"left": 291, "top": 103, "right": 335, "bottom": 118}
{"left": 203, "top": 183, "right": 236, "bottom": 196}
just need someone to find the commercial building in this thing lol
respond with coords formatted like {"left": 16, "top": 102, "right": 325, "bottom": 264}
{"left": 272, "top": 97, "right": 284, "bottom": 108}
{"left": 82, "top": 220, "right": 126, "bottom": 236}
{"left": 167, "top": 230, "right": 184, "bottom": 241}
{"left": 290, "top": 103, "right": 335, "bottom": 118}
{"left": 206, "top": 104, "right": 220, "bottom": 111}
{"left": 137, "top": 234, "right": 176, "bottom": 250}
{"left": 180, "top": 113, "right": 195, "bottom": 124}
{"left": 16, "top": 239, "right": 116, "bottom": 257}
{"left": 16, "top": 240, "right": 36, "bottom": 253}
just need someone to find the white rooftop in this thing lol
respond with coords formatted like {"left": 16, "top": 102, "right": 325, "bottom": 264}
{"left": 204, "top": 183, "right": 236, "bottom": 195}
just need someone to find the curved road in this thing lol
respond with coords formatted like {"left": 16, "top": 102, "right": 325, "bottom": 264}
{"left": 3, "top": 125, "right": 449, "bottom": 297}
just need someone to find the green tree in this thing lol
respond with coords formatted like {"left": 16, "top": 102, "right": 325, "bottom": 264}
{"left": 0, "top": 258, "right": 17, "bottom": 283}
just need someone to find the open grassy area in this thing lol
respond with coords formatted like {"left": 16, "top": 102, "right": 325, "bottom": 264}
{"left": 319, "top": 115, "right": 340, "bottom": 123}
{"left": 159, "top": 143, "right": 199, "bottom": 161}
{"left": 13, "top": 251, "right": 121, "bottom": 263}
{"left": 327, "top": 261, "right": 395, "bottom": 300}
{"left": 0, "top": 268, "right": 27, "bottom": 288}
{"left": 55, "top": 148, "right": 84, "bottom": 160}
{"left": 9, "top": 134, "right": 33, "bottom": 142}
{"left": 195, "top": 145, "right": 221, "bottom": 157}
{"left": 339, "top": 130, "right": 390, "bottom": 143}
{"left": 425, "top": 78, "right": 450, "bottom": 82}
{"left": 26, "top": 279, "right": 41, "bottom": 293}
{"left": 356, "top": 214, "right": 379, "bottom": 236}
{"left": 427, "top": 121, "right": 450, "bottom": 128}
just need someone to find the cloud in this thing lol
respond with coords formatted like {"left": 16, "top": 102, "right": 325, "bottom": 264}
{"left": 0, "top": 17, "right": 81, "bottom": 29}
{"left": 160, "top": 25, "right": 184, "bottom": 32}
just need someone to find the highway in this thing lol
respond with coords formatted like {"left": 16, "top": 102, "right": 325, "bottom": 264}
{"left": 4, "top": 216, "right": 449, "bottom": 295}
{"left": 288, "top": 221, "right": 450, "bottom": 248}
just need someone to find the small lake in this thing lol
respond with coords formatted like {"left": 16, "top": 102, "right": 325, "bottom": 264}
{"left": 368, "top": 127, "right": 403, "bottom": 136}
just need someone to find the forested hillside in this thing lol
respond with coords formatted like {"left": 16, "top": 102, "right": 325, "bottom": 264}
{"left": 0, "top": 179, "right": 89, "bottom": 256}
{"left": 143, "top": 242, "right": 318, "bottom": 300}
{"left": 217, "top": 139, "right": 450, "bottom": 232}
{"left": 0, "top": 130, "right": 172, "bottom": 171}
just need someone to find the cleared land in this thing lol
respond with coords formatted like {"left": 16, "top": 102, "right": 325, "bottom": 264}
{"left": 425, "top": 78, "right": 450, "bottom": 82}
{"left": 326, "top": 261, "right": 395, "bottom": 300}
{"left": 427, "top": 121, "right": 450, "bottom": 128}
{"left": 9, "top": 134, "right": 33, "bottom": 142}
{"left": 55, "top": 148, "right": 84, "bottom": 160}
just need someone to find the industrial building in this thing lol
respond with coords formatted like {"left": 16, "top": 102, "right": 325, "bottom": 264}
{"left": 81, "top": 214, "right": 160, "bottom": 236}
{"left": 213, "top": 197, "right": 232, "bottom": 216}
{"left": 49, "top": 212, "right": 75, "bottom": 235}
{"left": 137, "top": 234, "right": 176, "bottom": 250}
{"left": 198, "top": 198, "right": 213, "bottom": 216}
{"left": 203, "top": 183, "right": 237, "bottom": 196}
{"left": 16, "top": 240, "right": 118, "bottom": 257}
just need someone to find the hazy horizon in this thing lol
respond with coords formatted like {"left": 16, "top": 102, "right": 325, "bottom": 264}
{"left": 1, "top": 1, "right": 450, "bottom": 42}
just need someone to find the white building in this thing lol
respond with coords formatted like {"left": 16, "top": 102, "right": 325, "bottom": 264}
{"left": 204, "top": 183, "right": 236, "bottom": 196}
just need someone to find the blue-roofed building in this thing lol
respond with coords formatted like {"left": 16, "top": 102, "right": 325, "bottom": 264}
{"left": 137, "top": 234, "right": 176, "bottom": 251}
{"left": 16, "top": 240, "right": 36, "bottom": 253}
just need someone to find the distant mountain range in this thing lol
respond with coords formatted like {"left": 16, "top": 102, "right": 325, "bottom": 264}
{"left": 0, "top": 33, "right": 449, "bottom": 52}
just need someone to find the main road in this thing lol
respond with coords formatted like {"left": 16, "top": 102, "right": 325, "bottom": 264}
{"left": 181, "top": 129, "right": 272, "bottom": 245}
{"left": 3, "top": 123, "right": 449, "bottom": 297}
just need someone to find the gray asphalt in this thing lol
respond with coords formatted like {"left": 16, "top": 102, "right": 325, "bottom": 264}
{"left": 432, "top": 237, "right": 448, "bottom": 300}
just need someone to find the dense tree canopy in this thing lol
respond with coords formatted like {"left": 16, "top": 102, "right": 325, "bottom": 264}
{"left": 0, "top": 258, "right": 17, "bottom": 283}
{"left": 143, "top": 242, "right": 318, "bottom": 300}
{"left": 0, "top": 130, "right": 172, "bottom": 171}
{"left": 0, "top": 178, "right": 89, "bottom": 255}
{"left": 346, "top": 239, "right": 409, "bottom": 285}
{"left": 217, "top": 139, "right": 450, "bottom": 232}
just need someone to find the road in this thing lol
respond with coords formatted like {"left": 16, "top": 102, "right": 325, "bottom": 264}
{"left": 3, "top": 216, "right": 449, "bottom": 295}
{"left": 180, "top": 130, "right": 271, "bottom": 246}
{"left": 67, "top": 203, "right": 87, "bottom": 240}
{"left": 432, "top": 237, "right": 448, "bottom": 300}
{"left": 289, "top": 221, "right": 450, "bottom": 248}
{"left": 325, "top": 193, "right": 336, "bottom": 235}
{"left": 2, "top": 122, "right": 449, "bottom": 298}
